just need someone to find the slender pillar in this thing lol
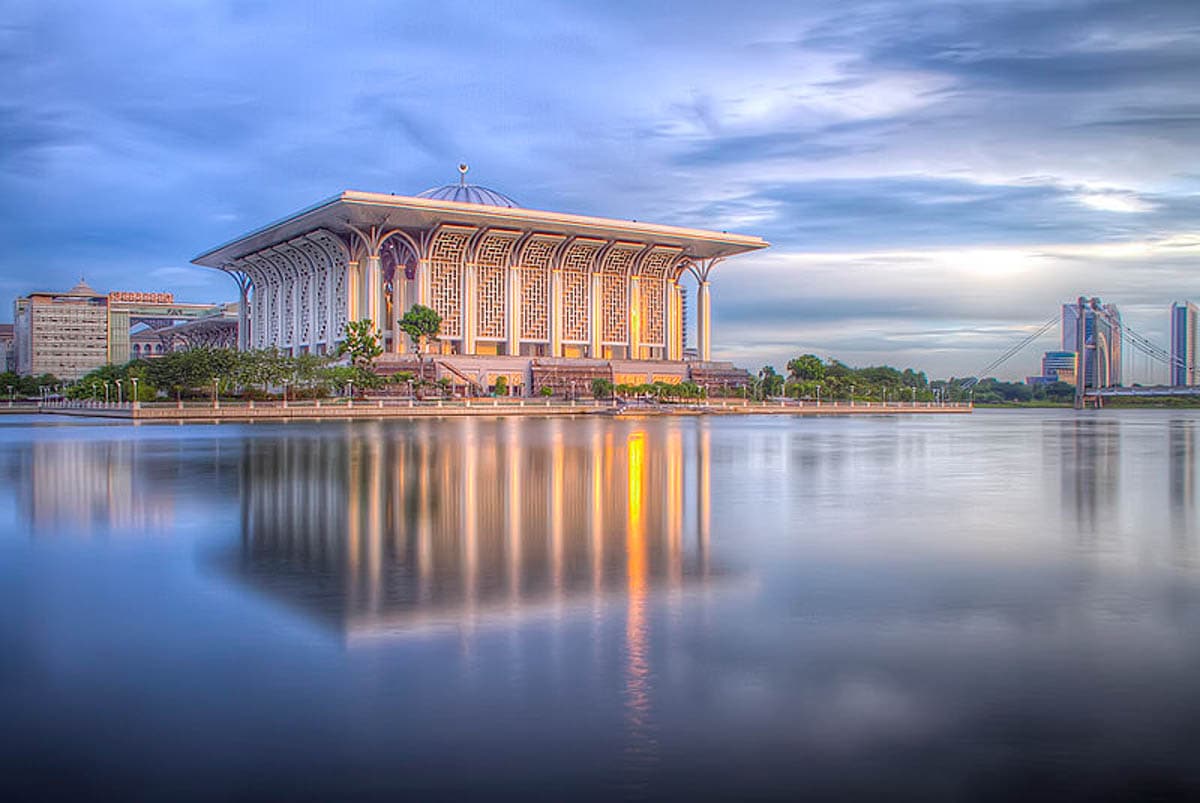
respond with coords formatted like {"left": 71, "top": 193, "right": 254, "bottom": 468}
{"left": 417, "top": 260, "right": 431, "bottom": 307}
{"left": 290, "top": 271, "right": 300, "bottom": 355}
{"left": 697, "top": 280, "right": 712, "bottom": 362}
{"left": 275, "top": 279, "right": 285, "bottom": 348}
{"left": 365, "top": 254, "right": 382, "bottom": 334}
{"left": 392, "top": 270, "right": 406, "bottom": 354}
{"left": 347, "top": 260, "right": 360, "bottom": 322}
{"left": 325, "top": 264, "right": 336, "bottom": 353}
{"left": 237, "top": 283, "right": 249, "bottom": 351}
{"left": 550, "top": 268, "right": 563, "bottom": 357}
{"left": 463, "top": 263, "right": 477, "bottom": 354}
{"left": 507, "top": 265, "right": 520, "bottom": 356}
{"left": 590, "top": 272, "right": 603, "bottom": 358}
{"left": 308, "top": 268, "right": 319, "bottom": 354}
{"left": 628, "top": 275, "right": 641, "bottom": 360}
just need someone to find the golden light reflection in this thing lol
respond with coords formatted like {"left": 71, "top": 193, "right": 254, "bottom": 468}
{"left": 228, "top": 419, "right": 718, "bottom": 646}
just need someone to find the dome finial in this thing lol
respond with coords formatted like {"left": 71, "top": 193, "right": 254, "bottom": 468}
{"left": 458, "top": 163, "right": 468, "bottom": 186}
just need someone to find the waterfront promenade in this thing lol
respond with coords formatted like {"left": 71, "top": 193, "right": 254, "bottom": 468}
{"left": 34, "top": 398, "right": 972, "bottom": 422}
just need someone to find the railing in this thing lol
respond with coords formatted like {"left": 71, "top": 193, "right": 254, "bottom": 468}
{"left": 37, "top": 397, "right": 973, "bottom": 414}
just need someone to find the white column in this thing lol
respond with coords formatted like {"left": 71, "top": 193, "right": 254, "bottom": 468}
{"left": 417, "top": 260, "right": 430, "bottom": 307}
{"left": 365, "top": 254, "right": 382, "bottom": 334}
{"left": 628, "top": 275, "right": 641, "bottom": 360}
{"left": 507, "top": 265, "right": 520, "bottom": 356}
{"left": 463, "top": 263, "right": 477, "bottom": 354}
{"left": 347, "top": 260, "right": 360, "bottom": 323}
{"left": 290, "top": 271, "right": 300, "bottom": 355}
{"left": 275, "top": 278, "right": 285, "bottom": 348}
{"left": 392, "top": 269, "right": 406, "bottom": 354}
{"left": 590, "top": 272, "right": 603, "bottom": 358}
{"left": 308, "top": 268, "right": 319, "bottom": 353}
{"left": 237, "top": 282, "right": 249, "bottom": 351}
{"left": 697, "top": 280, "right": 712, "bottom": 362}
{"left": 550, "top": 268, "right": 562, "bottom": 357}
{"left": 325, "top": 264, "right": 336, "bottom": 353}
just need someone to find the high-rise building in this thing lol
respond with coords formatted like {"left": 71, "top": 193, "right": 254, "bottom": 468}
{"left": 1170, "top": 301, "right": 1200, "bottom": 386}
{"left": 1041, "top": 350, "right": 1076, "bottom": 384}
{"left": 1061, "top": 298, "right": 1122, "bottom": 388}
{"left": 13, "top": 280, "right": 234, "bottom": 381}
{"left": 0, "top": 324, "right": 14, "bottom": 372}
{"left": 14, "top": 279, "right": 110, "bottom": 380}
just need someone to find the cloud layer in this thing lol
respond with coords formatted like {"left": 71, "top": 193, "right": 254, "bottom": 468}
{"left": 1, "top": 0, "right": 1197, "bottom": 379}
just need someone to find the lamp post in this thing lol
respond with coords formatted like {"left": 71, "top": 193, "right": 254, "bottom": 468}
{"left": 212, "top": 377, "right": 220, "bottom": 410}
{"left": 282, "top": 379, "right": 289, "bottom": 408}
{"left": 92, "top": 383, "right": 98, "bottom": 402}
{"left": 347, "top": 379, "right": 354, "bottom": 408}
{"left": 104, "top": 381, "right": 110, "bottom": 404}
{"left": 130, "top": 377, "right": 139, "bottom": 410}
{"left": 7, "top": 384, "right": 12, "bottom": 408}
{"left": 850, "top": 384, "right": 855, "bottom": 407}
{"left": 115, "top": 379, "right": 123, "bottom": 405}
{"left": 911, "top": 387, "right": 916, "bottom": 405}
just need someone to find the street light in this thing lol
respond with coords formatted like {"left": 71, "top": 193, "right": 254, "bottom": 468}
{"left": 103, "top": 381, "right": 110, "bottom": 404}
{"left": 7, "top": 384, "right": 12, "bottom": 407}
{"left": 115, "top": 378, "right": 123, "bottom": 405}
{"left": 347, "top": 379, "right": 354, "bottom": 407}
{"left": 130, "top": 377, "right": 139, "bottom": 409}
{"left": 212, "top": 377, "right": 220, "bottom": 410}
{"left": 816, "top": 384, "right": 821, "bottom": 406}
{"left": 850, "top": 384, "right": 855, "bottom": 406}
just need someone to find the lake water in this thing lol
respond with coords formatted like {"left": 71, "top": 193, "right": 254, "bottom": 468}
{"left": 3, "top": 410, "right": 1200, "bottom": 801}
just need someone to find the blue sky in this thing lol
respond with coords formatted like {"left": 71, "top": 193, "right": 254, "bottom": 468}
{"left": 2, "top": 0, "right": 1198, "bottom": 380}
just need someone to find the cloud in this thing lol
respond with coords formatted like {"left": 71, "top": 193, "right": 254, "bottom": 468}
{"left": 0, "top": 0, "right": 1197, "bottom": 379}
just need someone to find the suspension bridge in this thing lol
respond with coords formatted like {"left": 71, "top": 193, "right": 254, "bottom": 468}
{"left": 963, "top": 296, "right": 1199, "bottom": 409}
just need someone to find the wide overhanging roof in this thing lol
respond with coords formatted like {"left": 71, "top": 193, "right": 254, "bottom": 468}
{"left": 193, "top": 190, "right": 769, "bottom": 267}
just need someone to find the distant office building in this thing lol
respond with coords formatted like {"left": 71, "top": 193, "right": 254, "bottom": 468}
{"left": 1041, "top": 350, "right": 1076, "bottom": 383}
{"left": 13, "top": 279, "right": 234, "bottom": 380}
{"left": 0, "top": 323, "right": 14, "bottom": 372}
{"left": 1170, "top": 301, "right": 1199, "bottom": 386}
{"left": 1062, "top": 298, "right": 1122, "bottom": 388}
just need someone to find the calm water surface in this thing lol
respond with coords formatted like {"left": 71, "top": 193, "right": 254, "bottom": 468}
{"left": 3, "top": 410, "right": 1200, "bottom": 801}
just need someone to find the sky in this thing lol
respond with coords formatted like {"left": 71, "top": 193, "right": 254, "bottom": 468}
{"left": 1, "top": 0, "right": 1198, "bottom": 381}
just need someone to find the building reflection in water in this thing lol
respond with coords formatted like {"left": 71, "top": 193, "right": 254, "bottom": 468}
{"left": 228, "top": 418, "right": 715, "bottom": 641}
{"left": 1169, "top": 420, "right": 1196, "bottom": 535}
{"left": 1055, "top": 418, "right": 1121, "bottom": 541}
{"left": 10, "top": 439, "right": 178, "bottom": 534}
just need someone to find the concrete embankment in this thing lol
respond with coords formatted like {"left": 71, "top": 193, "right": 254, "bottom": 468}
{"left": 40, "top": 399, "right": 972, "bottom": 422}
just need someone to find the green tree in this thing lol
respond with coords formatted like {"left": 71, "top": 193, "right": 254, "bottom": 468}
{"left": 398, "top": 304, "right": 442, "bottom": 381}
{"left": 591, "top": 378, "right": 614, "bottom": 399}
{"left": 493, "top": 375, "right": 508, "bottom": 396}
{"left": 338, "top": 319, "right": 384, "bottom": 370}
{"left": 758, "top": 366, "right": 785, "bottom": 398}
{"left": 786, "top": 354, "right": 825, "bottom": 382}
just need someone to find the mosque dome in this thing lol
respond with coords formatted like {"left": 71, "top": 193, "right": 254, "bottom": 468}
{"left": 416, "top": 164, "right": 520, "bottom": 208}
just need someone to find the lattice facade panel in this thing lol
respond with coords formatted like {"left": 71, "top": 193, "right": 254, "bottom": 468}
{"left": 297, "top": 238, "right": 331, "bottom": 344}
{"left": 640, "top": 277, "right": 665, "bottom": 346}
{"left": 477, "top": 265, "right": 506, "bottom": 339}
{"left": 561, "top": 270, "right": 590, "bottom": 342}
{"left": 601, "top": 273, "right": 628, "bottom": 343}
{"left": 640, "top": 247, "right": 681, "bottom": 279}
{"left": 561, "top": 240, "right": 603, "bottom": 273}
{"left": 308, "top": 230, "right": 349, "bottom": 341}
{"left": 518, "top": 268, "right": 547, "bottom": 340}
{"left": 475, "top": 232, "right": 518, "bottom": 340}
{"left": 429, "top": 229, "right": 472, "bottom": 339}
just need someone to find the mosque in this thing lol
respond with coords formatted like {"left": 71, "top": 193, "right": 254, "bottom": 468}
{"left": 193, "top": 167, "right": 768, "bottom": 394}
